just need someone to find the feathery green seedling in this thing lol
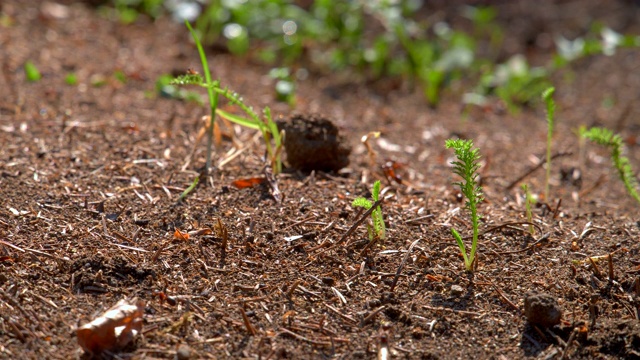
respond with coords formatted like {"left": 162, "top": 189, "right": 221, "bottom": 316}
{"left": 445, "top": 139, "right": 484, "bottom": 272}
{"left": 521, "top": 184, "right": 535, "bottom": 235}
{"left": 24, "top": 61, "right": 41, "bottom": 82}
{"left": 171, "top": 75, "right": 283, "bottom": 174}
{"left": 581, "top": 127, "right": 640, "bottom": 204}
{"left": 352, "top": 180, "right": 386, "bottom": 243}
{"left": 542, "top": 86, "right": 556, "bottom": 202}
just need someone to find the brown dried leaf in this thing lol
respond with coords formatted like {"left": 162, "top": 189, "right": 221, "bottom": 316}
{"left": 173, "top": 229, "right": 190, "bottom": 240}
{"left": 76, "top": 299, "right": 144, "bottom": 354}
{"left": 232, "top": 177, "right": 265, "bottom": 189}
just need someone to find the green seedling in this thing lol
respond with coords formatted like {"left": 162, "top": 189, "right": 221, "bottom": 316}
{"left": 445, "top": 138, "right": 484, "bottom": 272}
{"left": 24, "top": 61, "right": 41, "bottom": 82}
{"left": 185, "top": 20, "right": 219, "bottom": 171}
{"left": 65, "top": 73, "right": 77, "bottom": 86}
{"left": 581, "top": 127, "right": 640, "bottom": 204}
{"left": 154, "top": 74, "right": 202, "bottom": 104}
{"left": 171, "top": 75, "right": 283, "bottom": 174}
{"left": 542, "top": 87, "right": 556, "bottom": 202}
{"left": 179, "top": 175, "right": 200, "bottom": 201}
{"left": 521, "top": 184, "right": 535, "bottom": 235}
{"left": 352, "top": 180, "right": 386, "bottom": 243}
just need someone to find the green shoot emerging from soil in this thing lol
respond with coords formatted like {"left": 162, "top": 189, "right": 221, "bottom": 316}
{"left": 172, "top": 23, "right": 283, "bottom": 174}
{"left": 352, "top": 180, "right": 386, "bottom": 243}
{"left": 185, "top": 20, "right": 219, "bottom": 171}
{"left": 24, "top": 61, "right": 41, "bottom": 82}
{"left": 542, "top": 86, "right": 556, "bottom": 202}
{"left": 581, "top": 127, "right": 640, "bottom": 204}
{"left": 445, "top": 139, "right": 484, "bottom": 272}
{"left": 521, "top": 183, "right": 534, "bottom": 235}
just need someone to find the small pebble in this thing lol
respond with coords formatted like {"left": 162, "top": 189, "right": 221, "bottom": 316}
{"left": 175, "top": 344, "right": 191, "bottom": 360}
{"left": 524, "top": 291, "right": 562, "bottom": 327}
{"left": 450, "top": 284, "right": 464, "bottom": 297}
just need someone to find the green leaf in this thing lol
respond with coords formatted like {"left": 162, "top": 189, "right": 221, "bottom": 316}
{"left": 372, "top": 180, "right": 381, "bottom": 202}
{"left": 171, "top": 74, "right": 205, "bottom": 86}
{"left": 451, "top": 228, "right": 470, "bottom": 270}
{"left": 24, "top": 61, "right": 41, "bottom": 82}
{"left": 352, "top": 197, "right": 372, "bottom": 209}
{"left": 216, "top": 109, "right": 261, "bottom": 130}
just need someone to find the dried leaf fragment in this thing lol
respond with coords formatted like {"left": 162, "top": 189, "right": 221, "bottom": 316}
{"left": 173, "top": 229, "right": 190, "bottom": 240}
{"left": 232, "top": 177, "right": 265, "bottom": 189}
{"left": 76, "top": 299, "right": 145, "bottom": 354}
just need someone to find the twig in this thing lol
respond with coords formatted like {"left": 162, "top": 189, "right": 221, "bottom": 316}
{"left": 588, "top": 256, "right": 603, "bottom": 278}
{"left": 505, "top": 151, "right": 573, "bottom": 190}
{"left": 325, "top": 304, "right": 357, "bottom": 324}
{"left": 561, "top": 328, "right": 578, "bottom": 360}
{"left": 288, "top": 280, "right": 302, "bottom": 301}
{"left": 279, "top": 327, "right": 331, "bottom": 346}
{"left": 390, "top": 239, "right": 421, "bottom": 292}
{"left": 484, "top": 278, "right": 522, "bottom": 314}
{"left": 239, "top": 306, "right": 257, "bottom": 336}
{"left": 472, "top": 221, "right": 543, "bottom": 240}
{"left": 486, "top": 233, "right": 550, "bottom": 256}
{"left": 339, "top": 199, "right": 384, "bottom": 247}
{"left": 608, "top": 253, "right": 615, "bottom": 281}
{"left": 361, "top": 306, "right": 386, "bottom": 327}
{"left": 422, "top": 305, "right": 482, "bottom": 317}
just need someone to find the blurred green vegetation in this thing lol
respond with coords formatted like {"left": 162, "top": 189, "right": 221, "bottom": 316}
{"left": 107, "top": 0, "right": 640, "bottom": 110}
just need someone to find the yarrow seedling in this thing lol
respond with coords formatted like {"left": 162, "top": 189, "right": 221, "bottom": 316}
{"left": 171, "top": 21, "right": 283, "bottom": 174}
{"left": 445, "top": 138, "right": 484, "bottom": 272}
{"left": 521, "top": 183, "right": 535, "bottom": 235}
{"left": 352, "top": 180, "right": 386, "bottom": 243}
{"left": 542, "top": 86, "right": 556, "bottom": 202}
{"left": 580, "top": 127, "right": 640, "bottom": 204}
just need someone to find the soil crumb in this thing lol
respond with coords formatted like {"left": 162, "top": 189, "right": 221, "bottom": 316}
{"left": 524, "top": 291, "right": 562, "bottom": 327}
{"left": 276, "top": 113, "right": 351, "bottom": 172}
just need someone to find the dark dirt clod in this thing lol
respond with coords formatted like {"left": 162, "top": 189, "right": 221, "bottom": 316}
{"left": 524, "top": 291, "right": 562, "bottom": 327}
{"left": 276, "top": 113, "right": 351, "bottom": 172}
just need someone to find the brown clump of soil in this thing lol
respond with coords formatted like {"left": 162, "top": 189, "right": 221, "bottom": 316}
{"left": 524, "top": 291, "right": 562, "bottom": 327}
{"left": 276, "top": 113, "right": 351, "bottom": 172}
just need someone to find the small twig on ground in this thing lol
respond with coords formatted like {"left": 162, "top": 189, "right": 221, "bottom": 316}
{"left": 608, "top": 253, "right": 615, "bottom": 281}
{"left": 239, "top": 306, "right": 257, "bottom": 336}
{"left": 552, "top": 199, "right": 562, "bottom": 219}
{"left": 505, "top": 151, "right": 573, "bottom": 190}
{"left": 561, "top": 328, "right": 578, "bottom": 360}
{"left": 325, "top": 304, "right": 357, "bottom": 324}
{"left": 361, "top": 305, "right": 386, "bottom": 327}
{"left": 340, "top": 199, "right": 384, "bottom": 247}
{"left": 483, "top": 278, "right": 522, "bottom": 315}
{"left": 588, "top": 256, "right": 603, "bottom": 279}
{"left": 279, "top": 327, "right": 331, "bottom": 346}
{"left": 486, "top": 233, "right": 550, "bottom": 256}
{"left": 390, "top": 238, "right": 421, "bottom": 292}
{"left": 421, "top": 305, "right": 482, "bottom": 317}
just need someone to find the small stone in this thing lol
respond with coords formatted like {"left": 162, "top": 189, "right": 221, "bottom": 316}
{"left": 175, "top": 344, "right": 191, "bottom": 360}
{"left": 524, "top": 291, "right": 562, "bottom": 327}
{"left": 450, "top": 284, "right": 464, "bottom": 296}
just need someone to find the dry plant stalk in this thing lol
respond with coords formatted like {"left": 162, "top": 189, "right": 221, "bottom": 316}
{"left": 76, "top": 299, "right": 144, "bottom": 354}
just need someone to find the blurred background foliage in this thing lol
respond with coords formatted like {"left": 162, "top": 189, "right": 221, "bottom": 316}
{"left": 105, "top": 0, "right": 640, "bottom": 110}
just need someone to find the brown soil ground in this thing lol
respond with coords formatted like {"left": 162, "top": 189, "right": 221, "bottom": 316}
{"left": 1, "top": 1, "right": 639, "bottom": 359}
